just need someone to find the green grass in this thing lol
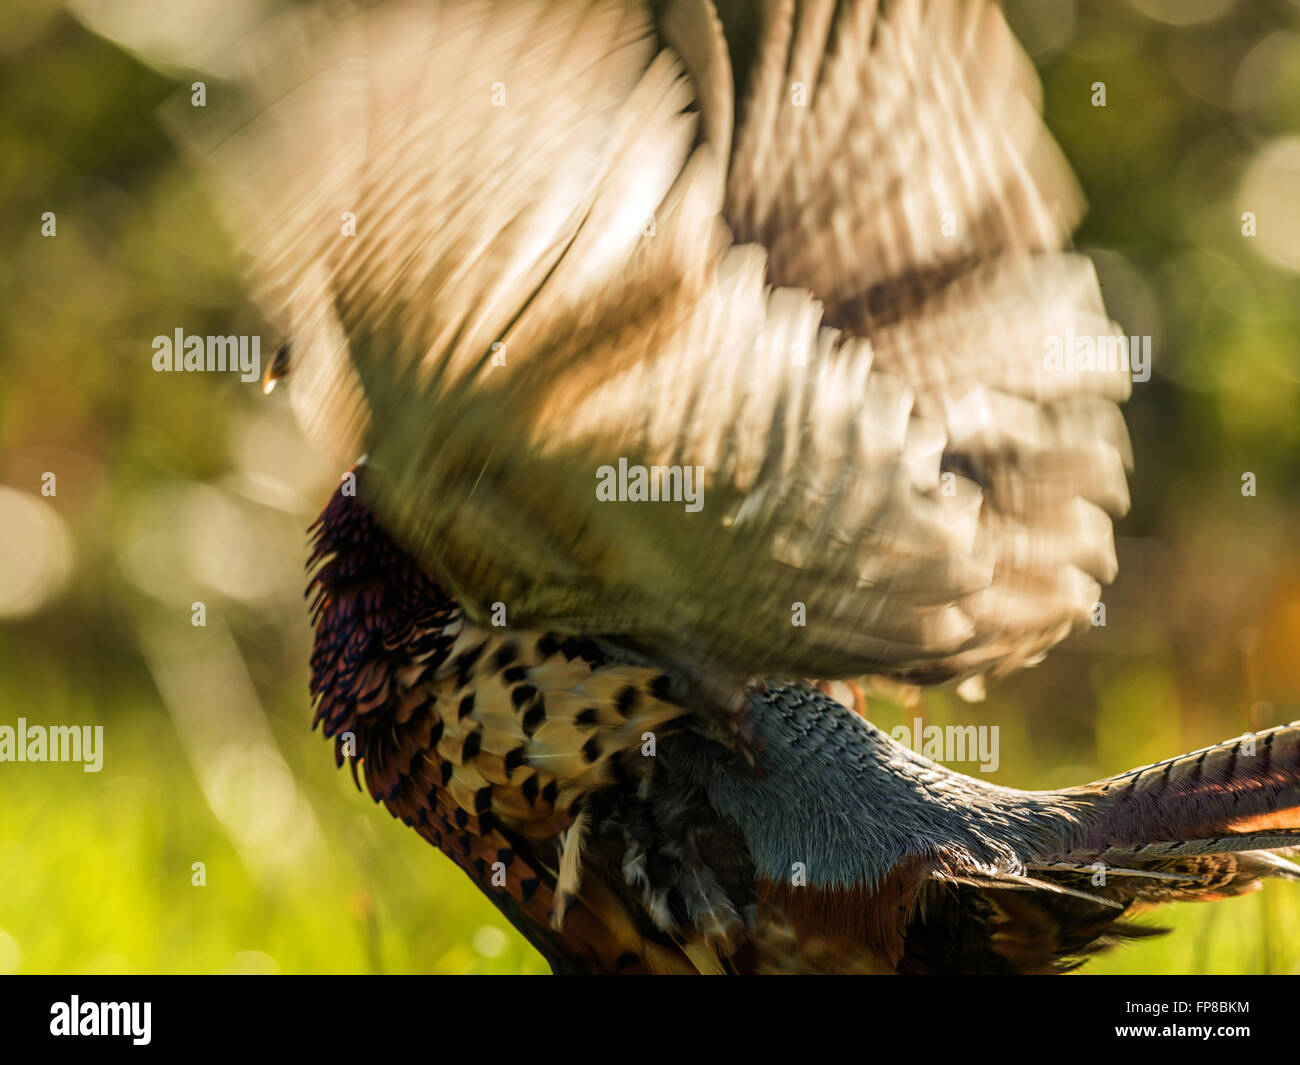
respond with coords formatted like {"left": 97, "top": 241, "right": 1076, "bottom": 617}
{"left": 0, "top": 699, "right": 546, "bottom": 975}
{"left": 1088, "top": 888, "right": 1300, "bottom": 975}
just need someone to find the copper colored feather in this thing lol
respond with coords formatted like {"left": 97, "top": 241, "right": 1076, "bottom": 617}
{"left": 307, "top": 481, "right": 1300, "bottom": 974}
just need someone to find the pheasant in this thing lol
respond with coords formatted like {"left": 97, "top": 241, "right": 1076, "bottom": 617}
{"left": 85, "top": 0, "right": 1300, "bottom": 970}
{"left": 307, "top": 473, "right": 1300, "bottom": 973}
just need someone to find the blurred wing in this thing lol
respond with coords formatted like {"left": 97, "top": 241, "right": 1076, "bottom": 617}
{"left": 152, "top": 0, "right": 1130, "bottom": 682}
{"left": 722, "top": 0, "right": 1133, "bottom": 678}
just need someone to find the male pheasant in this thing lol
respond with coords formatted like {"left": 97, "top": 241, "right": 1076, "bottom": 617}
{"left": 306, "top": 475, "right": 1300, "bottom": 973}
{"left": 86, "top": 0, "right": 1300, "bottom": 971}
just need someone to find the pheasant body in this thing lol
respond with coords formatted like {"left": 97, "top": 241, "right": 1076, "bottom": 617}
{"left": 309, "top": 485, "right": 1300, "bottom": 974}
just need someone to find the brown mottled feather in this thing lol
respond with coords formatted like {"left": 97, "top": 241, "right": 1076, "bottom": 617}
{"left": 308, "top": 483, "right": 1299, "bottom": 974}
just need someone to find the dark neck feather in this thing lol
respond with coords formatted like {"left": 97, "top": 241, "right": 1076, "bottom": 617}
{"left": 306, "top": 482, "right": 457, "bottom": 775}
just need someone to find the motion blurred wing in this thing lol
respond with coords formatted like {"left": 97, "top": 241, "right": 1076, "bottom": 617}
{"left": 722, "top": 0, "right": 1133, "bottom": 678}
{"left": 148, "top": 0, "right": 1130, "bottom": 682}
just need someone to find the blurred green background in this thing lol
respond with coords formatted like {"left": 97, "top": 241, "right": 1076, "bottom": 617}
{"left": 1, "top": 0, "right": 1298, "bottom": 974}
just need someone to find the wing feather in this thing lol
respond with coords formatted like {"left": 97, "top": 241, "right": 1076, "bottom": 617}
{"left": 158, "top": 0, "right": 1132, "bottom": 683}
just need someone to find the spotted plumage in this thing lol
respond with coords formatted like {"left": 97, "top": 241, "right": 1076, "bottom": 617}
{"left": 309, "top": 483, "right": 710, "bottom": 971}
{"left": 309, "top": 483, "right": 1300, "bottom": 974}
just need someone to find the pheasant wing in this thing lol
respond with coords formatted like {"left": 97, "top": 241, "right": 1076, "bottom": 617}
{"left": 153, "top": 0, "right": 1129, "bottom": 683}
